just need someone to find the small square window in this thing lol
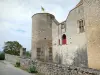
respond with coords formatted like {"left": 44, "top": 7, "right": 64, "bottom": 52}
{"left": 61, "top": 24, "right": 65, "bottom": 29}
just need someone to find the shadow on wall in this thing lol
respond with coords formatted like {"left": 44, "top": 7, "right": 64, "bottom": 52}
{"left": 54, "top": 45, "right": 88, "bottom": 67}
{"left": 54, "top": 53, "right": 62, "bottom": 64}
{"left": 72, "top": 46, "right": 88, "bottom": 67}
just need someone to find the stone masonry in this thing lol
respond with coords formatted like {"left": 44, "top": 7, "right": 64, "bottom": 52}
{"left": 31, "top": 0, "right": 88, "bottom": 68}
{"left": 31, "top": 13, "right": 54, "bottom": 62}
{"left": 35, "top": 61, "right": 100, "bottom": 75}
{"left": 83, "top": 0, "right": 100, "bottom": 69}
{"left": 31, "top": 0, "right": 100, "bottom": 70}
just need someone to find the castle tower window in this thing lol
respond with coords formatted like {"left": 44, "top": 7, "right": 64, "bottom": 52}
{"left": 78, "top": 19, "right": 84, "bottom": 33}
{"left": 49, "top": 47, "right": 52, "bottom": 62}
{"left": 62, "top": 34, "right": 67, "bottom": 45}
{"left": 37, "top": 48, "right": 41, "bottom": 60}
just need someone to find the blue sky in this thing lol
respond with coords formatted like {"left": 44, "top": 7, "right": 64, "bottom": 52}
{"left": 0, "top": 0, "right": 80, "bottom": 51}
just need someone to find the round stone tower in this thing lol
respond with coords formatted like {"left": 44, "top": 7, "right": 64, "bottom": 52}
{"left": 83, "top": 0, "right": 100, "bottom": 69}
{"left": 31, "top": 13, "right": 55, "bottom": 61}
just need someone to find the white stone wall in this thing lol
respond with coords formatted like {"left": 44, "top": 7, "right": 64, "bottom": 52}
{"left": 5, "top": 54, "right": 20, "bottom": 65}
{"left": 31, "top": 0, "right": 88, "bottom": 67}
{"left": 52, "top": 3, "right": 88, "bottom": 67}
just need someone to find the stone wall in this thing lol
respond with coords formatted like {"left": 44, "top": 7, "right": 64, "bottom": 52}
{"left": 31, "top": 13, "right": 54, "bottom": 61}
{"left": 36, "top": 61, "right": 100, "bottom": 75}
{"left": 20, "top": 58, "right": 31, "bottom": 70}
{"left": 5, "top": 54, "right": 20, "bottom": 65}
{"left": 52, "top": 0, "right": 88, "bottom": 67}
{"left": 19, "top": 60, "right": 100, "bottom": 75}
{"left": 83, "top": 0, "right": 100, "bottom": 69}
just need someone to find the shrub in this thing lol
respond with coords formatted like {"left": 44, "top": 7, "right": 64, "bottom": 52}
{"left": 0, "top": 52, "right": 5, "bottom": 60}
{"left": 28, "top": 65, "right": 38, "bottom": 73}
{"left": 15, "top": 62, "right": 20, "bottom": 67}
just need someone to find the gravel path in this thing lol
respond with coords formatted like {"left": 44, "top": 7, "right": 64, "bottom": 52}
{"left": 0, "top": 60, "right": 35, "bottom": 75}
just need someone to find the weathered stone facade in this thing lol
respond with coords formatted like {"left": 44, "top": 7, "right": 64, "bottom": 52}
{"left": 31, "top": 0, "right": 88, "bottom": 68}
{"left": 31, "top": 13, "right": 54, "bottom": 62}
{"left": 31, "top": 0, "right": 100, "bottom": 69}
{"left": 52, "top": 0, "right": 88, "bottom": 67}
{"left": 83, "top": 0, "right": 100, "bottom": 69}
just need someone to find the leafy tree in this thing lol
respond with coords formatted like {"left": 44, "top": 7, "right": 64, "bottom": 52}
{"left": 0, "top": 52, "right": 5, "bottom": 60}
{"left": 3, "top": 41, "right": 22, "bottom": 56}
{"left": 26, "top": 51, "right": 31, "bottom": 58}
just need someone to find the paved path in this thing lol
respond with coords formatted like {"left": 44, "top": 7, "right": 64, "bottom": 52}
{"left": 0, "top": 60, "right": 35, "bottom": 75}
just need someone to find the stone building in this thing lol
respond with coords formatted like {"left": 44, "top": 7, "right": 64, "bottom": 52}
{"left": 52, "top": 0, "right": 88, "bottom": 67}
{"left": 31, "top": 0, "right": 100, "bottom": 69}
{"left": 31, "top": 13, "right": 54, "bottom": 62}
{"left": 83, "top": 0, "right": 100, "bottom": 69}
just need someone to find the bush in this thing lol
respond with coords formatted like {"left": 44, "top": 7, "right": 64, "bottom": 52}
{"left": 0, "top": 52, "right": 5, "bottom": 60}
{"left": 15, "top": 62, "right": 20, "bottom": 67}
{"left": 28, "top": 65, "right": 38, "bottom": 73}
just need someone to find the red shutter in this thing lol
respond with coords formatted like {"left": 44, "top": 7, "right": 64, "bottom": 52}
{"left": 62, "top": 34, "right": 67, "bottom": 45}
{"left": 62, "top": 39, "right": 67, "bottom": 45}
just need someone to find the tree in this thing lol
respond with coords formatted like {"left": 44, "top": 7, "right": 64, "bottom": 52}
{"left": 26, "top": 51, "right": 31, "bottom": 58}
{"left": 3, "top": 41, "right": 22, "bottom": 56}
{"left": 0, "top": 52, "right": 5, "bottom": 60}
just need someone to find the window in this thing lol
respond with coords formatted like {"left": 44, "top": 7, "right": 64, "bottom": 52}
{"left": 61, "top": 22, "right": 66, "bottom": 33}
{"left": 61, "top": 24, "right": 65, "bottom": 29}
{"left": 49, "top": 47, "right": 52, "bottom": 62}
{"left": 37, "top": 48, "right": 41, "bottom": 60}
{"left": 49, "top": 47, "right": 52, "bottom": 53}
{"left": 78, "top": 20, "right": 84, "bottom": 33}
{"left": 62, "top": 34, "right": 67, "bottom": 45}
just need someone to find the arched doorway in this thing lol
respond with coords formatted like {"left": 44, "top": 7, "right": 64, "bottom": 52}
{"left": 62, "top": 34, "right": 67, "bottom": 45}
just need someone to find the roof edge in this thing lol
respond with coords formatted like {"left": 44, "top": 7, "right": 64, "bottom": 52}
{"left": 65, "top": 0, "right": 83, "bottom": 21}
{"left": 31, "top": 13, "right": 55, "bottom": 19}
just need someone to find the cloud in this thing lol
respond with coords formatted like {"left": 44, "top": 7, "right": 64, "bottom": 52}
{"left": 0, "top": 0, "right": 80, "bottom": 22}
{"left": 0, "top": 0, "right": 80, "bottom": 51}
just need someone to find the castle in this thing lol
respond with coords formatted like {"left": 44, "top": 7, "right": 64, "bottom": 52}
{"left": 31, "top": 0, "right": 100, "bottom": 70}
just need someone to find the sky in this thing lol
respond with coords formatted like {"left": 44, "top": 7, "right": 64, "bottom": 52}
{"left": 0, "top": 0, "right": 80, "bottom": 51}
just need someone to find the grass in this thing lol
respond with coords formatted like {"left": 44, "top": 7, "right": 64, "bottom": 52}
{"left": 14, "top": 65, "right": 44, "bottom": 75}
{"left": 14, "top": 61, "right": 43, "bottom": 75}
{"left": 14, "top": 62, "right": 20, "bottom": 67}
